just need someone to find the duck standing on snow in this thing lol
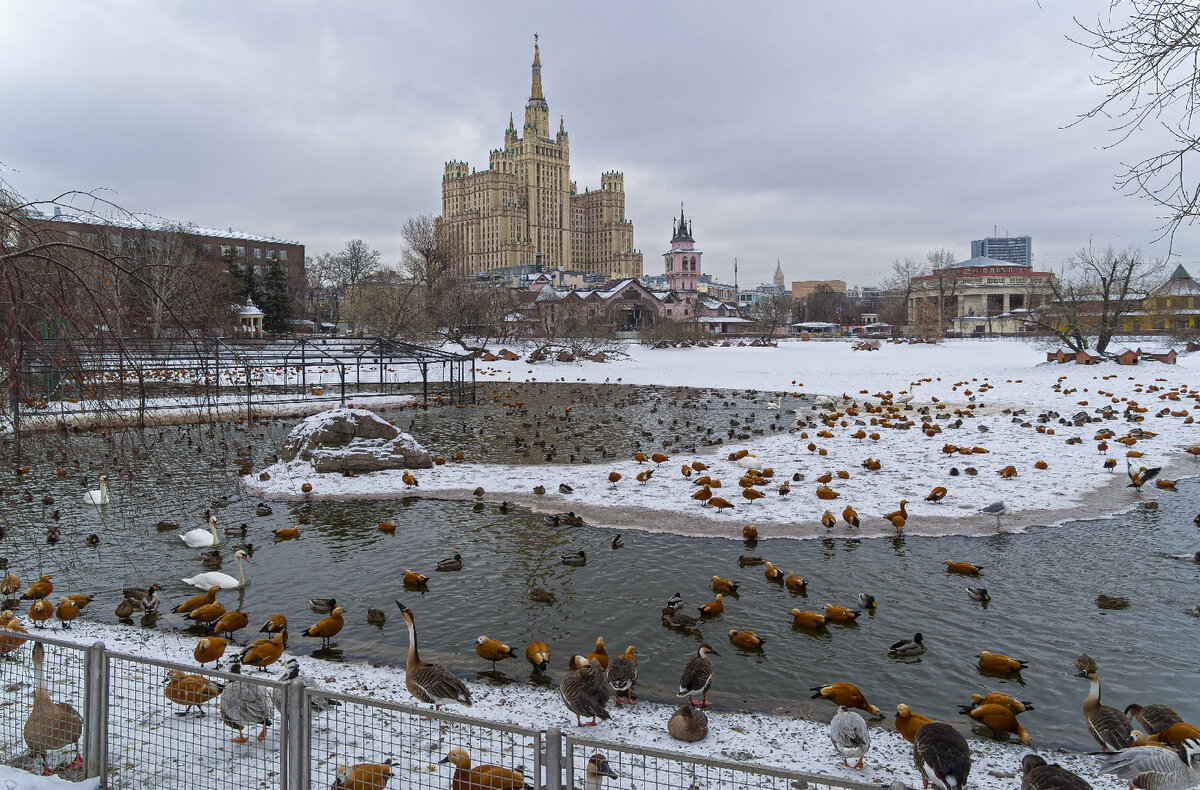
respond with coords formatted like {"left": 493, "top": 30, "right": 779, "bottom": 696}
{"left": 830, "top": 705, "right": 871, "bottom": 769}
{"left": 678, "top": 643, "right": 719, "bottom": 708}
{"left": 220, "top": 662, "right": 273, "bottom": 743}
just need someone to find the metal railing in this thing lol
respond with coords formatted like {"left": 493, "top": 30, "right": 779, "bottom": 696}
{"left": 0, "top": 631, "right": 877, "bottom": 790}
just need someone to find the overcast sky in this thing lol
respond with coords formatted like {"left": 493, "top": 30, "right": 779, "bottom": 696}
{"left": 2, "top": 1, "right": 1194, "bottom": 288}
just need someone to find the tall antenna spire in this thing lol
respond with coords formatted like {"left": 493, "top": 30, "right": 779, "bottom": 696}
{"left": 530, "top": 33, "right": 544, "bottom": 101}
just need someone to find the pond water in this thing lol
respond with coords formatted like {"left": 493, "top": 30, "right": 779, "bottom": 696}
{"left": 1, "top": 382, "right": 1196, "bottom": 751}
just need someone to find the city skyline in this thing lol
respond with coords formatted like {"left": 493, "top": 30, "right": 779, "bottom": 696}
{"left": 1, "top": 2, "right": 1194, "bottom": 288}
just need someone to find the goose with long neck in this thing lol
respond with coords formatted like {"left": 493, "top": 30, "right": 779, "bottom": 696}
{"left": 394, "top": 601, "right": 471, "bottom": 709}
{"left": 24, "top": 642, "right": 83, "bottom": 775}
{"left": 1076, "top": 653, "right": 1134, "bottom": 751}
{"left": 182, "top": 549, "right": 249, "bottom": 590}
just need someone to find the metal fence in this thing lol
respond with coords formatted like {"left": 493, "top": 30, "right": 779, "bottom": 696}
{"left": 0, "top": 631, "right": 876, "bottom": 790}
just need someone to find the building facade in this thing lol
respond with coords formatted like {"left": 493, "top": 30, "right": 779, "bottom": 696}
{"left": 1122, "top": 264, "right": 1200, "bottom": 332}
{"left": 663, "top": 206, "right": 701, "bottom": 291}
{"left": 970, "top": 235, "right": 1032, "bottom": 267}
{"left": 439, "top": 38, "right": 642, "bottom": 280}
{"left": 908, "top": 255, "right": 1056, "bottom": 334}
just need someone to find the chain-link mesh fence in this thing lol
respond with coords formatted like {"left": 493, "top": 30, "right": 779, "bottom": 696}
{"left": 0, "top": 633, "right": 89, "bottom": 779}
{"left": 104, "top": 649, "right": 287, "bottom": 790}
{"left": 304, "top": 688, "right": 542, "bottom": 790}
{"left": 565, "top": 732, "right": 877, "bottom": 790}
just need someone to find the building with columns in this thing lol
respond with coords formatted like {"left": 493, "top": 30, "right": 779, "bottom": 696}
{"left": 438, "top": 37, "right": 642, "bottom": 280}
{"left": 908, "top": 255, "right": 1056, "bottom": 334}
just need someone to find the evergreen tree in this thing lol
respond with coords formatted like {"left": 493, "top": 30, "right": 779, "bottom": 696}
{"left": 224, "top": 248, "right": 259, "bottom": 305}
{"left": 262, "top": 259, "right": 293, "bottom": 334}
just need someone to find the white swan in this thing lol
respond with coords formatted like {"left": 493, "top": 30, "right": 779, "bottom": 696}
{"left": 182, "top": 549, "right": 249, "bottom": 590}
{"left": 765, "top": 395, "right": 782, "bottom": 410}
{"left": 180, "top": 516, "right": 219, "bottom": 549}
{"left": 83, "top": 475, "right": 108, "bottom": 506}
{"left": 736, "top": 453, "right": 763, "bottom": 470}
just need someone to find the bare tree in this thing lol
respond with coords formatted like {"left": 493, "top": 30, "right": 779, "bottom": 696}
{"left": 329, "top": 240, "right": 381, "bottom": 328}
{"left": 1072, "top": 2, "right": 1200, "bottom": 242}
{"left": 1026, "top": 244, "right": 1165, "bottom": 353}
{"left": 749, "top": 294, "right": 793, "bottom": 342}
{"left": 343, "top": 267, "right": 421, "bottom": 338}
{"left": 401, "top": 214, "right": 459, "bottom": 303}
{"left": 304, "top": 252, "right": 337, "bottom": 327}
{"left": 879, "top": 257, "right": 926, "bottom": 328}
{"left": 528, "top": 296, "right": 619, "bottom": 360}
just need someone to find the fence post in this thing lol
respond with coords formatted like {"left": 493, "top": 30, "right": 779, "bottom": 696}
{"left": 84, "top": 641, "right": 108, "bottom": 785}
{"left": 544, "top": 727, "right": 561, "bottom": 790}
{"left": 285, "top": 677, "right": 309, "bottom": 790}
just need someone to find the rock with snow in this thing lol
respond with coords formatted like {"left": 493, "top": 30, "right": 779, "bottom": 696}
{"left": 279, "top": 408, "right": 431, "bottom": 473}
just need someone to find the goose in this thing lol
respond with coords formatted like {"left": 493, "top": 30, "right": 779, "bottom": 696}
{"left": 811, "top": 682, "right": 883, "bottom": 717}
{"left": 959, "top": 701, "right": 1031, "bottom": 745}
{"left": 607, "top": 645, "right": 638, "bottom": 704}
{"left": 271, "top": 658, "right": 340, "bottom": 716}
{"left": 440, "top": 747, "right": 526, "bottom": 790}
{"left": 1020, "top": 755, "right": 1093, "bottom": 790}
{"left": 830, "top": 705, "right": 871, "bottom": 769}
{"left": 163, "top": 668, "right": 223, "bottom": 716}
{"left": 182, "top": 549, "right": 250, "bottom": 590}
{"left": 394, "top": 602, "right": 471, "bottom": 709}
{"left": 895, "top": 703, "right": 934, "bottom": 743}
{"left": 913, "top": 722, "right": 972, "bottom": 790}
{"left": 302, "top": 606, "right": 344, "bottom": 648}
{"left": 24, "top": 642, "right": 83, "bottom": 775}
{"left": 889, "top": 633, "right": 925, "bottom": 656}
{"left": 560, "top": 655, "right": 610, "bottom": 726}
{"left": 1075, "top": 653, "right": 1134, "bottom": 751}
{"left": 526, "top": 640, "right": 551, "bottom": 673}
{"left": 1125, "top": 703, "right": 1184, "bottom": 735}
{"left": 220, "top": 662, "right": 273, "bottom": 743}
{"left": 83, "top": 475, "right": 108, "bottom": 506}
{"left": 668, "top": 704, "right": 708, "bottom": 742}
{"left": 334, "top": 760, "right": 396, "bottom": 790}
{"left": 436, "top": 554, "right": 463, "bottom": 572}
{"left": 474, "top": 635, "right": 517, "bottom": 670}
{"left": 678, "top": 643, "right": 719, "bottom": 708}
{"left": 978, "top": 650, "right": 1027, "bottom": 674}
{"left": 1096, "top": 738, "right": 1200, "bottom": 790}
{"left": 181, "top": 516, "right": 220, "bottom": 549}
{"left": 238, "top": 632, "right": 286, "bottom": 672}
{"left": 582, "top": 753, "right": 618, "bottom": 790}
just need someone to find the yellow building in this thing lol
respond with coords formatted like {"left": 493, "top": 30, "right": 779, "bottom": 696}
{"left": 1123, "top": 264, "right": 1200, "bottom": 332}
{"left": 439, "top": 37, "right": 642, "bottom": 280}
{"left": 791, "top": 280, "right": 847, "bottom": 301}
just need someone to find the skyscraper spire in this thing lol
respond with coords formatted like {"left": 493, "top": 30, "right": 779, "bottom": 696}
{"left": 530, "top": 33, "right": 544, "bottom": 101}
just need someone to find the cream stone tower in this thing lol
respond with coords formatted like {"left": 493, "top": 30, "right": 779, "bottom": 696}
{"left": 439, "top": 37, "right": 642, "bottom": 279}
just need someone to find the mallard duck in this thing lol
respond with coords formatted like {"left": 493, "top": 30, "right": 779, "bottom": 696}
{"left": 678, "top": 643, "right": 719, "bottom": 707}
{"left": 611, "top": 533, "right": 623, "bottom": 549}
{"left": 895, "top": 703, "right": 934, "bottom": 743}
{"left": 586, "top": 636, "right": 608, "bottom": 669}
{"left": 1096, "top": 739, "right": 1200, "bottom": 790}
{"left": 785, "top": 571, "right": 807, "bottom": 592}
{"left": 1020, "top": 755, "right": 1092, "bottom": 790}
{"left": 475, "top": 636, "right": 517, "bottom": 670}
{"left": 738, "top": 554, "right": 764, "bottom": 566}
{"left": 668, "top": 704, "right": 708, "bottom": 742}
{"left": 967, "top": 586, "right": 990, "bottom": 602}
{"left": 971, "top": 692, "right": 1034, "bottom": 714}
{"left": 225, "top": 523, "right": 249, "bottom": 537}
{"left": 526, "top": 640, "right": 550, "bottom": 673}
{"left": 238, "top": 632, "right": 286, "bottom": 672}
{"left": 889, "top": 633, "right": 925, "bottom": 656}
{"left": 698, "top": 594, "right": 724, "bottom": 617}
{"left": 115, "top": 599, "right": 137, "bottom": 619}
{"left": 200, "top": 550, "right": 223, "bottom": 569}
{"left": 1125, "top": 704, "right": 1183, "bottom": 735}
{"left": 255, "top": 503, "right": 272, "bottom": 517}
{"left": 440, "top": 747, "right": 526, "bottom": 789}
{"left": 163, "top": 668, "right": 223, "bottom": 716}
{"left": 395, "top": 602, "right": 471, "bottom": 709}
{"left": 529, "top": 587, "right": 556, "bottom": 604}
{"left": 271, "top": 658, "right": 340, "bottom": 716}
{"left": 960, "top": 701, "right": 1031, "bottom": 745}
{"left": 913, "top": 722, "right": 972, "bottom": 790}
{"left": 403, "top": 569, "right": 430, "bottom": 587}
{"left": 790, "top": 609, "right": 826, "bottom": 629}
{"left": 559, "top": 483, "right": 573, "bottom": 494}
{"left": 608, "top": 645, "right": 638, "bottom": 704}
{"left": 436, "top": 554, "right": 463, "bottom": 572}
{"left": 560, "top": 550, "right": 587, "bottom": 566}
{"left": 219, "top": 662, "right": 273, "bottom": 742}
{"left": 978, "top": 650, "right": 1028, "bottom": 674}
{"left": 561, "top": 655, "right": 610, "bottom": 726}
{"left": 858, "top": 592, "right": 877, "bottom": 610}
{"left": 811, "top": 682, "right": 883, "bottom": 717}
{"left": 302, "top": 606, "right": 344, "bottom": 648}
{"left": 1076, "top": 654, "right": 1134, "bottom": 751}
{"left": 181, "top": 516, "right": 220, "bottom": 549}
{"left": 830, "top": 705, "right": 871, "bottom": 769}
{"left": 728, "top": 629, "right": 765, "bottom": 650}
{"left": 194, "top": 636, "right": 227, "bottom": 668}
{"left": 24, "top": 642, "right": 83, "bottom": 775}
{"left": 662, "top": 607, "right": 701, "bottom": 633}
{"left": 665, "top": 592, "right": 685, "bottom": 610}
{"left": 308, "top": 598, "right": 337, "bottom": 612}
{"left": 824, "top": 604, "right": 861, "bottom": 623}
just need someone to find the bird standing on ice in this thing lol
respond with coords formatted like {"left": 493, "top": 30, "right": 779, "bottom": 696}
{"left": 978, "top": 501, "right": 1011, "bottom": 527}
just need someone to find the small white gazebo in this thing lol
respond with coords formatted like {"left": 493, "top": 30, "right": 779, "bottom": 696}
{"left": 238, "top": 298, "right": 264, "bottom": 336}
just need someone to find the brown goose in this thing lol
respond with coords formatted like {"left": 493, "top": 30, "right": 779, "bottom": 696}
{"left": 668, "top": 704, "right": 708, "bottom": 742}
{"left": 1125, "top": 703, "right": 1184, "bottom": 736}
{"left": 607, "top": 645, "right": 638, "bottom": 704}
{"left": 1020, "top": 754, "right": 1093, "bottom": 790}
{"left": 913, "top": 722, "right": 971, "bottom": 790}
{"left": 677, "top": 643, "right": 719, "bottom": 708}
{"left": 24, "top": 642, "right": 83, "bottom": 776}
{"left": 394, "top": 601, "right": 471, "bottom": 710}
{"left": 560, "top": 655, "right": 610, "bottom": 726}
{"left": 1076, "top": 654, "right": 1133, "bottom": 752}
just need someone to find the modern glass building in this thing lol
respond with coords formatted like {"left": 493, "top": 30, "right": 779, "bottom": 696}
{"left": 970, "top": 235, "right": 1032, "bottom": 267}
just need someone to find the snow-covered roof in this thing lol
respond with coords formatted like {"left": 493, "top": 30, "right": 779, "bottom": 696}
{"left": 793, "top": 321, "right": 838, "bottom": 328}
{"left": 698, "top": 316, "right": 751, "bottom": 323}
{"left": 39, "top": 210, "right": 300, "bottom": 245}
{"left": 238, "top": 300, "right": 264, "bottom": 316}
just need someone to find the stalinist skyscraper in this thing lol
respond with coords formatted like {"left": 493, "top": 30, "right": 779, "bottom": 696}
{"left": 439, "top": 37, "right": 642, "bottom": 279}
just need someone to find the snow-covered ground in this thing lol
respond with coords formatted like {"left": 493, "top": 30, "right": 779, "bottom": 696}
{"left": 1, "top": 621, "right": 1128, "bottom": 790}
{"left": 246, "top": 339, "right": 1200, "bottom": 539}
